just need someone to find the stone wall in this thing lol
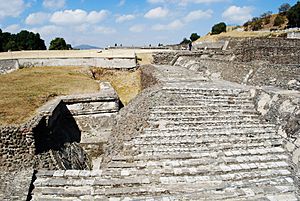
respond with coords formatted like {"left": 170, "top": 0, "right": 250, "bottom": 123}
{"left": 254, "top": 87, "right": 300, "bottom": 181}
{"left": 0, "top": 82, "right": 120, "bottom": 171}
{"left": 234, "top": 38, "right": 300, "bottom": 65}
{"left": 0, "top": 59, "right": 19, "bottom": 74}
{"left": 18, "top": 57, "right": 136, "bottom": 69}
{"left": 175, "top": 57, "right": 300, "bottom": 90}
{"left": 0, "top": 57, "right": 137, "bottom": 74}
{"left": 0, "top": 119, "right": 37, "bottom": 170}
{"left": 193, "top": 41, "right": 226, "bottom": 50}
{"left": 140, "top": 64, "right": 160, "bottom": 90}
{"left": 152, "top": 52, "right": 177, "bottom": 65}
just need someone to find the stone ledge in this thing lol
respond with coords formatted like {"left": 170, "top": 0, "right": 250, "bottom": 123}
{"left": 0, "top": 81, "right": 120, "bottom": 171}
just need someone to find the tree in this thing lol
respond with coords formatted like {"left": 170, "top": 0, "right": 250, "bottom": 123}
{"left": 49, "top": 37, "right": 71, "bottom": 50}
{"left": 252, "top": 19, "right": 263, "bottom": 31}
{"left": 287, "top": 1, "right": 300, "bottom": 28}
{"left": 190, "top": 33, "right": 200, "bottom": 42}
{"left": 180, "top": 38, "right": 190, "bottom": 45}
{"left": 211, "top": 22, "right": 226, "bottom": 35}
{"left": 5, "top": 40, "right": 18, "bottom": 51}
{"left": 274, "top": 15, "right": 285, "bottom": 26}
{"left": 0, "top": 29, "right": 46, "bottom": 52}
{"left": 279, "top": 3, "right": 291, "bottom": 13}
{"left": 260, "top": 11, "right": 272, "bottom": 18}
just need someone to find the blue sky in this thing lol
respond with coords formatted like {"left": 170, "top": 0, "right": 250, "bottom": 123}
{"left": 0, "top": 0, "right": 298, "bottom": 47}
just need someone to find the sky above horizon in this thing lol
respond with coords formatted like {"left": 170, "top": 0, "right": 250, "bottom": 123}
{"left": 0, "top": 0, "right": 298, "bottom": 47}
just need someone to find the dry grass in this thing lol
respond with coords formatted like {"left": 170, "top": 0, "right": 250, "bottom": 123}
{"left": 136, "top": 53, "right": 154, "bottom": 65}
{"left": 0, "top": 67, "right": 99, "bottom": 125}
{"left": 196, "top": 29, "right": 289, "bottom": 43}
{"left": 90, "top": 68, "right": 141, "bottom": 105}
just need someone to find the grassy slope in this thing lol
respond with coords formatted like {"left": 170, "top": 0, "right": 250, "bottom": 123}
{"left": 91, "top": 68, "right": 141, "bottom": 106}
{"left": 196, "top": 14, "right": 289, "bottom": 43}
{"left": 0, "top": 67, "right": 99, "bottom": 125}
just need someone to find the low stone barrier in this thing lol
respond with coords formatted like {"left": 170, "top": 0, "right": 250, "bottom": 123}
{"left": 0, "top": 57, "right": 137, "bottom": 74}
{"left": 0, "top": 82, "right": 120, "bottom": 171}
{"left": 0, "top": 59, "right": 19, "bottom": 74}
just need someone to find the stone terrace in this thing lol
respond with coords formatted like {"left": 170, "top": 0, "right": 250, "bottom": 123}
{"left": 31, "top": 65, "right": 299, "bottom": 200}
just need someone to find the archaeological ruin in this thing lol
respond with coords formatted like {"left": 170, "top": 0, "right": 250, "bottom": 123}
{"left": 0, "top": 38, "right": 300, "bottom": 200}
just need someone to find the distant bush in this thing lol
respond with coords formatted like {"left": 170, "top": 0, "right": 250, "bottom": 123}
{"left": 251, "top": 19, "right": 263, "bottom": 31}
{"left": 180, "top": 37, "right": 191, "bottom": 45}
{"left": 274, "top": 15, "right": 285, "bottom": 26}
{"left": 279, "top": 3, "right": 291, "bottom": 13}
{"left": 211, "top": 22, "right": 226, "bottom": 35}
{"left": 190, "top": 33, "right": 200, "bottom": 42}
{"left": 287, "top": 1, "right": 300, "bottom": 28}
{"left": 49, "top": 38, "right": 72, "bottom": 50}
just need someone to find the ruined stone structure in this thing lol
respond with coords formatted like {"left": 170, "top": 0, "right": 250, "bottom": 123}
{"left": 0, "top": 38, "right": 299, "bottom": 200}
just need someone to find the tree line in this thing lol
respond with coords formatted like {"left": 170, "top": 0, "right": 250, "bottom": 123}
{"left": 0, "top": 29, "right": 46, "bottom": 52}
{"left": 0, "top": 29, "right": 72, "bottom": 52}
{"left": 244, "top": 2, "right": 300, "bottom": 31}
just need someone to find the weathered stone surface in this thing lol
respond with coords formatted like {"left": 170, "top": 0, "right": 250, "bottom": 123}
{"left": 0, "top": 59, "right": 18, "bottom": 74}
{"left": 31, "top": 64, "right": 299, "bottom": 200}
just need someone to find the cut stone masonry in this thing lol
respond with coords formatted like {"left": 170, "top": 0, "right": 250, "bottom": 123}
{"left": 30, "top": 64, "right": 300, "bottom": 200}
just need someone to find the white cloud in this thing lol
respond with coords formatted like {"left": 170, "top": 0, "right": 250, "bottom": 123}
{"left": 0, "top": 0, "right": 25, "bottom": 19}
{"left": 50, "top": 9, "right": 109, "bottom": 25}
{"left": 148, "top": 0, "right": 226, "bottom": 5}
{"left": 3, "top": 24, "right": 21, "bottom": 33}
{"left": 93, "top": 26, "right": 116, "bottom": 34}
{"left": 43, "top": 0, "right": 65, "bottom": 9}
{"left": 129, "top": 24, "right": 145, "bottom": 32}
{"left": 25, "top": 12, "right": 50, "bottom": 25}
{"left": 31, "top": 25, "right": 62, "bottom": 36}
{"left": 87, "top": 10, "right": 109, "bottom": 24}
{"left": 222, "top": 5, "right": 253, "bottom": 24}
{"left": 116, "top": 14, "right": 135, "bottom": 23}
{"left": 144, "top": 7, "right": 169, "bottom": 19}
{"left": 184, "top": 9, "right": 213, "bottom": 22}
{"left": 152, "top": 20, "right": 184, "bottom": 31}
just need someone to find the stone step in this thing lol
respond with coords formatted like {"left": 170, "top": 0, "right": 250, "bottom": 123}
{"left": 133, "top": 141, "right": 283, "bottom": 156}
{"left": 163, "top": 91, "right": 251, "bottom": 98}
{"left": 34, "top": 175, "right": 151, "bottom": 188}
{"left": 33, "top": 185, "right": 169, "bottom": 198}
{"left": 133, "top": 132, "right": 279, "bottom": 141}
{"left": 151, "top": 104, "right": 255, "bottom": 111}
{"left": 108, "top": 153, "right": 289, "bottom": 169}
{"left": 113, "top": 146, "right": 287, "bottom": 163}
{"left": 31, "top": 186, "right": 299, "bottom": 201}
{"left": 165, "top": 96, "right": 254, "bottom": 103}
{"left": 150, "top": 109, "right": 260, "bottom": 116}
{"left": 113, "top": 147, "right": 287, "bottom": 162}
{"left": 144, "top": 124, "right": 276, "bottom": 133}
{"left": 127, "top": 134, "right": 282, "bottom": 147}
{"left": 140, "top": 129, "right": 276, "bottom": 138}
{"left": 162, "top": 87, "right": 248, "bottom": 93}
{"left": 34, "top": 165, "right": 292, "bottom": 187}
{"left": 149, "top": 114, "right": 260, "bottom": 121}
{"left": 148, "top": 120, "right": 262, "bottom": 128}
{"left": 102, "top": 163, "right": 292, "bottom": 181}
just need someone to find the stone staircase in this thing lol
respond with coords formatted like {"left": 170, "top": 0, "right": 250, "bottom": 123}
{"left": 30, "top": 65, "right": 299, "bottom": 200}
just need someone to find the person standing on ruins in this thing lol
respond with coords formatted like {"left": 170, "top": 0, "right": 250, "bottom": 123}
{"left": 188, "top": 42, "right": 192, "bottom": 51}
